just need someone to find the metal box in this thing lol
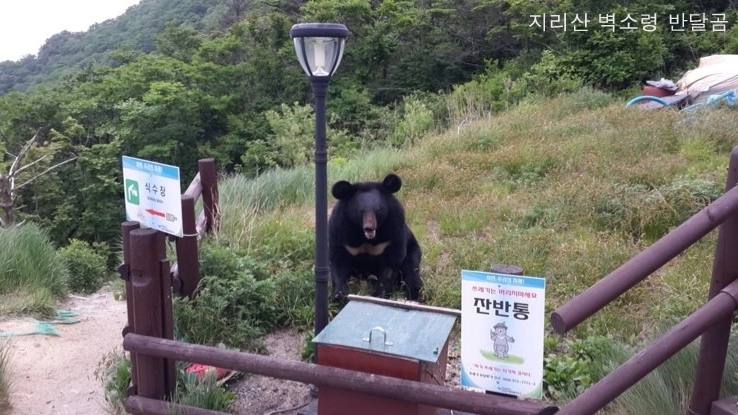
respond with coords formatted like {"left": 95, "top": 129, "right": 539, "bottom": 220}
{"left": 313, "top": 299, "right": 457, "bottom": 415}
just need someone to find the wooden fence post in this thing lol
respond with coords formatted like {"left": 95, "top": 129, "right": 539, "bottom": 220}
{"left": 127, "top": 228, "right": 174, "bottom": 400}
{"left": 198, "top": 158, "right": 219, "bottom": 234}
{"left": 175, "top": 194, "right": 200, "bottom": 298}
{"left": 689, "top": 146, "right": 738, "bottom": 415}
{"left": 121, "top": 221, "right": 140, "bottom": 395}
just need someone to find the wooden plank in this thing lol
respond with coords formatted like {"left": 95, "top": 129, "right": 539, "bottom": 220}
{"left": 346, "top": 294, "right": 461, "bottom": 317}
{"left": 125, "top": 395, "right": 227, "bottom": 415}
{"left": 124, "top": 333, "right": 558, "bottom": 415}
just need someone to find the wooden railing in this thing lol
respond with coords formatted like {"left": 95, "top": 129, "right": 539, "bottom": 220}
{"left": 120, "top": 148, "right": 738, "bottom": 415}
{"left": 170, "top": 158, "right": 219, "bottom": 298}
{"left": 551, "top": 146, "right": 738, "bottom": 415}
{"left": 119, "top": 158, "right": 219, "bottom": 399}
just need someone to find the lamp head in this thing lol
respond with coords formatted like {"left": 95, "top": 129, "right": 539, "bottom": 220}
{"left": 290, "top": 23, "right": 348, "bottom": 78}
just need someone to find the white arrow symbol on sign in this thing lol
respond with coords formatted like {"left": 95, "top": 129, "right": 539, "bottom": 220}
{"left": 128, "top": 184, "right": 138, "bottom": 198}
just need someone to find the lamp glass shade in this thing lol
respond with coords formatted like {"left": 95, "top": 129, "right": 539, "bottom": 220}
{"left": 293, "top": 36, "right": 345, "bottom": 77}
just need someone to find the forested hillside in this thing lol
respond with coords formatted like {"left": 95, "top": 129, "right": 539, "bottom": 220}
{"left": 0, "top": 0, "right": 227, "bottom": 93}
{"left": 0, "top": 0, "right": 736, "bottom": 250}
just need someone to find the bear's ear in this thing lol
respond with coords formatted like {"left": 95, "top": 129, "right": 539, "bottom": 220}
{"left": 382, "top": 173, "right": 402, "bottom": 193}
{"left": 332, "top": 180, "right": 355, "bottom": 200}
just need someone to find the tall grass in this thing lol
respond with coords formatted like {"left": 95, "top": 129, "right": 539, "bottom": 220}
{"left": 214, "top": 89, "right": 735, "bottom": 341}
{"left": 0, "top": 222, "right": 69, "bottom": 315}
{"left": 207, "top": 88, "right": 738, "bottom": 413}
{"left": 0, "top": 340, "right": 11, "bottom": 412}
{"left": 220, "top": 148, "right": 407, "bottom": 212}
{"left": 586, "top": 333, "right": 738, "bottom": 415}
{"left": 217, "top": 148, "right": 407, "bottom": 248}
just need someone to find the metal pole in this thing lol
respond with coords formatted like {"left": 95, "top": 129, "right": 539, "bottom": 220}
{"left": 311, "top": 76, "right": 331, "bottom": 337}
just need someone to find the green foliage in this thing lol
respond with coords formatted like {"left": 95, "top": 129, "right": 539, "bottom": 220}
{"left": 57, "top": 239, "right": 109, "bottom": 294}
{"left": 220, "top": 147, "right": 406, "bottom": 217}
{"left": 0, "top": 0, "right": 224, "bottom": 94}
{"left": 300, "top": 331, "right": 316, "bottom": 362}
{"left": 0, "top": 222, "right": 68, "bottom": 315}
{"left": 95, "top": 349, "right": 236, "bottom": 414}
{"left": 543, "top": 335, "right": 621, "bottom": 403}
{"left": 173, "top": 371, "right": 235, "bottom": 411}
{"left": 391, "top": 95, "right": 436, "bottom": 148}
{"left": 173, "top": 240, "right": 314, "bottom": 350}
{"left": 0, "top": 340, "right": 11, "bottom": 413}
{"left": 517, "top": 50, "right": 584, "bottom": 96}
{"left": 154, "top": 23, "right": 204, "bottom": 62}
{"left": 543, "top": 353, "right": 592, "bottom": 401}
{"left": 561, "top": 21, "right": 668, "bottom": 90}
{"left": 594, "top": 175, "right": 722, "bottom": 241}
{"left": 540, "top": 329, "right": 738, "bottom": 412}
{"left": 0, "top": 0, "right": 734, "bottom": 259}
{"left": 94, "top": 350, "right": 130, "bottom": 415}
{"left": 248, "top": 102, "right": 355, "bottom": 170}
{"left": 263, "top": 102, "right": 315, "bottom": 168}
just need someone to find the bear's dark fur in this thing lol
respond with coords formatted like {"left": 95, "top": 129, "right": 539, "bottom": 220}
{"left": 328, "top": 173, "right": 423, "bottom": 301}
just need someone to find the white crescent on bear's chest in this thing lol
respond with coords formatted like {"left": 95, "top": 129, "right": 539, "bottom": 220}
{"left": 343, "top": 241, "right": 391, "bottom": 256}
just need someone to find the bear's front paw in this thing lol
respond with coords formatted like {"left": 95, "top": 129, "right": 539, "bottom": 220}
{"left": 331, "top": 290, "right": 347, "bottom": 302}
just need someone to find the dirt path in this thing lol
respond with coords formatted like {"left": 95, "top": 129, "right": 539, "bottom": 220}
{"left": 1, "top": 284, "right": 127, "bottom": 415}
{"left": 227, "top": 330, "right": 313, "bottom": 415}
{"left": 0, "top": 285, "right": 462, "bottom": 415}
{"left": 0, "top": 283, "right": 313, "bottom": 415}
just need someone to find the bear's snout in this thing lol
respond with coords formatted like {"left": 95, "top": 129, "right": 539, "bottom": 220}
{"left": 362, "top": 212, "right": 377, "bottom": 239}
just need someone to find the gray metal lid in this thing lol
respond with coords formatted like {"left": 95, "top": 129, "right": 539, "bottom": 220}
{"left": 313, "top": 300, "right": 457, "bottom": 363}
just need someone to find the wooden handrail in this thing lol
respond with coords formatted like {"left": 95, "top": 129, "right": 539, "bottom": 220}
{"left": 123, "top": 333, "right": 558, "bottom": 415}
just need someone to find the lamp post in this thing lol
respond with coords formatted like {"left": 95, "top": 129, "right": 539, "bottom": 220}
{"left": 290, "top": 23, "right": 348, "bottom": 337}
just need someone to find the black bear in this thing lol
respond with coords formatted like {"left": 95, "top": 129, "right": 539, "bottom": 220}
{"left": 328, "top": 173, "right": 423, "bottom": 301}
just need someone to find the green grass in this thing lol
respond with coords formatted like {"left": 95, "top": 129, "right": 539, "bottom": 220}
{"left": 0, "top": 222, "right": 69, "bottom": 315}
{"left": 95, "top": 350, "right": 130, "bottom": 415}
{"left": 203, "top": 88, "right": 737, "bottom": 413}
{"left": 0, "top": 339, "right": 11, "bottom": 413}
{"left": 552, "top": 330, "right": 738, "bottom": 415}
{"left": 95, "top": 350, "right": 235, "bottom": 414}
{"left": 213, "top": 90, "right": 735, "bottom": 341}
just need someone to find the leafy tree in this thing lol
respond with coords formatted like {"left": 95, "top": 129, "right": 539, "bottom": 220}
{"left": 155, "top": 23, "right": 204, "bottom": 63}
{"left": 0, "top": 130, "right": 77, "bottom": 227}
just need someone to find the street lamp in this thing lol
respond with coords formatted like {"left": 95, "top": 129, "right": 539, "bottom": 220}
{"left": 290, "top": 23, "right": 348, "bottom": 337}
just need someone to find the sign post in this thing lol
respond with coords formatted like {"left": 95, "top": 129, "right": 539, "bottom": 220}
{"left": 122, "top": 156, "right": 183, "bottom": 238}
{"left": 460, "top": 269, "right": 546, "bottom": 399}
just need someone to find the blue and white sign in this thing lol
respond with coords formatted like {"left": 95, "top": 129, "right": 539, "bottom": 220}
{"left": 122, "top": 156, "right": 183, "bottom": 237}
{"left": 460, "top": 270, "right": 546, "bottom": 398}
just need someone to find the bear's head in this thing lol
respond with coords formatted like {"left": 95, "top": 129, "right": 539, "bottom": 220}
{"left": 332, "top": 173, "right": 403, "bottom": 240}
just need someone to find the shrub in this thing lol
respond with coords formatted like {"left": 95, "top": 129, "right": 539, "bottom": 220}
{"left": 246, "top": 102, "right": 354, "bottom": 170}
{"left": 173, "top": 240, "right": 314, "bottom": 351}
{"left": 543, "top": 353, "right": 592, "bottom": 402}
{"left": 0, "top": 222, "right": 68, "bottom": 315}
{"left": 515, "top": 50, "right": 584, "bottom": 97}
{"left": 58, "top": 239, "right": 108, "bottom": 294}
{"left": 390, "top": 94, "right": 436, "bottom": 148}
{"left": 173, "top": 371, "right": 235, "bottom": 410}
{"left": 96, "top": 350, "right": 235, "bottom": 413}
